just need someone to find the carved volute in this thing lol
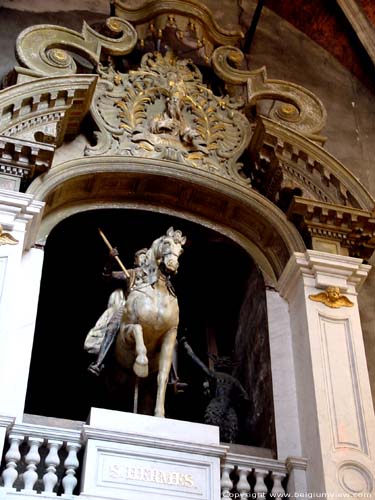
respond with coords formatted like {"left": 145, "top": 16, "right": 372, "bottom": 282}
{"left": 0, "top": 0, "right": 373, "bottom": 262}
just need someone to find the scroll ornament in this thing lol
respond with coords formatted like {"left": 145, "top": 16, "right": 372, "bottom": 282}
{"left": 309, "top": 286, "right": 354, "bottom": 308}
{"left": 211, "top": 46, "right": 327, "bottom": 140}
{"left": 87, "top": 51, "right": 252, "bottom": 185}
{"left": 16, "top": 17, "right": 137, "bottom": 77}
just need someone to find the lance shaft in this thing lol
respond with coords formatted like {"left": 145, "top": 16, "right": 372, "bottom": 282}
{"left": 98, "top": 228, "right": 130, "bottom": 278}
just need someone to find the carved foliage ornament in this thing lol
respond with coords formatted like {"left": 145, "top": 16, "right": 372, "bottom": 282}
{"left": 87, "top": 51, "right": 251, "bottom": 184}
{"left": 309, "top": 287, "right": 354, "bottom": 308}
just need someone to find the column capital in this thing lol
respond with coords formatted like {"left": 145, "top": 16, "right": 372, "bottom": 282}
{"left": 0, "top": 189, "right": 44, "bottom": 251}
{"left": 278, "top": 250, "right": 371, "bottom": 299}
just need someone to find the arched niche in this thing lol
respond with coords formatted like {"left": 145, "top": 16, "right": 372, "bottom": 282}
{"left": 27, "top": 155, "right": 306, "bottom": 283}
{"left": 24, "top": 154, "right": 306, "bottom": 450}
{"left": 25, "top": 207, "right": 275, "bottom": 450}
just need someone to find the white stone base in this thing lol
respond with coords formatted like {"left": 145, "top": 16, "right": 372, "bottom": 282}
{"left": 81, "top": 408, "right": 227, "bottom": 500}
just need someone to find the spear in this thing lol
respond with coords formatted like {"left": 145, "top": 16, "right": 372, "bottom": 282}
{"left": 98, "top": 228, "right": 130, "bottom": 279}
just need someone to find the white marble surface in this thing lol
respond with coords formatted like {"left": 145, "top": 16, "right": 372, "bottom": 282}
{"left": 0, "top": 191, "right": 45, "bottom": 420}
{"left": 88, "top": 407, "right": 220, "bottom": 446}
{"left": 279, "top": 251, "right": 375, "bottom": 497}
{"left": 82, "top": 409, "right": 224, "bottom": 500}
{"left": 266, "top": 289, "right": 303, "bottom": 460}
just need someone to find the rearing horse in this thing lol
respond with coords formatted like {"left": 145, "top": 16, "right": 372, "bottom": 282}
{"left": 114, "top": 227, "right": 186, "bottom": 417}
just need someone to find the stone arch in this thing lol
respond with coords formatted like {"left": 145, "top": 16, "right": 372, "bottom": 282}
{"left": 27, "top": 155, "right": 306, "bottom": 282}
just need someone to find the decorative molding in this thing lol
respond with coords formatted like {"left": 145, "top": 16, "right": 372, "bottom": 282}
{"left": 0, "top": 136, "right": 54, "bottom": 190}
{"left": 336, "top": 0, "right": 375, "bottom": 67}
{"left": 113, "top": 0, "right": 243, "bottom": 63}
{"left": 288, "top": 197, "right": 375, "bottom": 260}
{"left": 0, "top": 189, "right": 45, "bottom": 251}
{"left": 278, "top": 250, "right": 371, "bottom": 300}
{"left": 0, "top": 75, "right": 97, "bottom": 150}
{"left": 338, "top": 461, "right": 374, "bottom": 496}
{"left": 16, "top": 17, "right": 137, "bottom": 77}
{"left": 0, "top": 225, "right": 19, "bottom": 246}
{"left": 309, "top": 287, "right": 354, "bottom": 308}
{"left": 26, "top": 155, "right": 306, "bottom": 280}
{"left": 249, "top": 117, "right": 375, "bottom": 212}
{"left": 87, "top": 51, "right": 251, "bottom": 185}
{"left": 211, "top": 46, "right": 327, "bottom": 140}
{"left": 319, "top": 315, "right": 368, "bottom": 454}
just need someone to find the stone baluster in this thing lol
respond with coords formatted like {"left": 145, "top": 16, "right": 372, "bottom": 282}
{"left": 221, "top": 464, "right": 234, "bottom": 499}
{"left": 43, "top": 439, "right": 62, "bottom": 493}
{"left": 62, "top": 442, "right": 80, "bottom": 495}
{"left": 271, "top": 471, "right": 286, "bottom": 497}
{"left": 253, "top": 468, "right": 269, "bottom": 498}
{"left": 22, "top": 437, "right": 43, "bottom": 490}
{"left": 237, "top": 467, "right": 251, "bottom": 499}
{"left": 1, "top": 433, "right": 23, "bottom": 488}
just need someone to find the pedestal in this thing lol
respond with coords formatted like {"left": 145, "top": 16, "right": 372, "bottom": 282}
{"left": 81, "top": 408, "right": 227, "bottom": 500}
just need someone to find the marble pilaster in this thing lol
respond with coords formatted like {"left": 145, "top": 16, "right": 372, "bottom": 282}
{"left": 278, "top": 250, "right": 375, "bottom": 496}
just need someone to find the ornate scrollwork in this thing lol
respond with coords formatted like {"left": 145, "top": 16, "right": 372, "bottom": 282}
{"left": 87, "top": 51, "right": 251, "bottom": 185}
{"left": 16, "top": 17, "right": 137, "bottom": 77}
{"left": 212, "top": 46, "right": 327, "bottom": 140}
{"left": 113, "top": 0, "right": 244, "bottom": 63}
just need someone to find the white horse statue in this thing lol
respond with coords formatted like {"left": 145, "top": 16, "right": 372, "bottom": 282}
{"left": 86, "top": 227, "right": 186, "bottom": 418}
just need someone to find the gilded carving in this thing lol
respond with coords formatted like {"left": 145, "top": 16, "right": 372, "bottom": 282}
{"left": 87, "top": 51, "right": 251, "bottom": 184}
{"left": 0, "top": 225, "right": 19, "bottom": 246}
{"left": 16, "top": 18, "right": 137, "bottom": 77}
{"left": 309, "top": 287, "right": 354, "bottom": 308}
{"left": 211, "top": 46, "right": 327, "bottom": 140}
{"left": 113, "top": 0, "right": 243, "bottom": 63}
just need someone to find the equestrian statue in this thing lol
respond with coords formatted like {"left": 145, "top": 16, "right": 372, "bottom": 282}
{"left": 84, "top": 227, "right": 186, "bottom": 418}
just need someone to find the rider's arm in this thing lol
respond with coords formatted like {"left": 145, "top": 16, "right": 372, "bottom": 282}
{"left": 102, "top": 247, "right": 128, "bottom": 282}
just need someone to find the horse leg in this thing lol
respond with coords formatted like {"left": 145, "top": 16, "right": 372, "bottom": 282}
{"left": 129, "top": 324, "right": 149, "bottom": 378}
{"left": 154, "top": 327, "right": 177, "bottom": 418}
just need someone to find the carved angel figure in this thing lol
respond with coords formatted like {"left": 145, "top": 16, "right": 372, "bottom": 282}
{"left": 309, "top": 286, "right": 354, "bottom": 308}
{"left": 0, "top": 225, "right": 18, "bottom": 246}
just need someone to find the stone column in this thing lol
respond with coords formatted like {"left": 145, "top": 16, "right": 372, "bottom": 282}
{"left": 278, "top": 250, "right": 375, "bottom": 497}
{"left": 0, "top": 189, "right": 44, "bottom": 420}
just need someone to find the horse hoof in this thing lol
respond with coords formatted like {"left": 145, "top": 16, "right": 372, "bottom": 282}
{"left": 134, "top": 357, "right": 149, "bottom": 378}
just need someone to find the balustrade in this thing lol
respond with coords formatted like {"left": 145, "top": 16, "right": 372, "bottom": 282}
{"left": 0, "top": 418, "right": 295, "bottom": 499}
{"left": 0, "top": 422, "right": 81, "bottom": 496}
{"left": 221, "top": 453, "right": 288, "bottom": 499}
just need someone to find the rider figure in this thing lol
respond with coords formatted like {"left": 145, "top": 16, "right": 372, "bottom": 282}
{"left": 87, "top": 247, "right": 148, "bottom": 375}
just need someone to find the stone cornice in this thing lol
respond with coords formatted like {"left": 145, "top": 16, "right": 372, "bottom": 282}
{"left": 0, "top": 416, "right": 15, "bottom": 429}
{"left": 0, "top": 75, "right": 97, "bottom": 148}
{"left": 0, "top": 135, "right": 54, "bottom": 188}
{"left": 0, "top": 189, "right": 44, "bottom": 251}
{"left": 288, "top": 197, "right": 375, "bottom": 260}
{"left": 250, "top": 117, "right": 375, "bottom": 212}
{"left": 83, "top": 425, "right": 228, "bottom": 457}
{"left": 278, "top": 250, "right": 371, "bottom": 300}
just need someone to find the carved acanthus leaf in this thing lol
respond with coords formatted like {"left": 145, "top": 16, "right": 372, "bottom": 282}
{"left": 211, "top": 46, "right": 327, "bottom": 141}
{"left": 16, "top": 18, "right": 137, "bottom": 77}
{"left": 87, "top": 51, "right": 252, "bottom": 185}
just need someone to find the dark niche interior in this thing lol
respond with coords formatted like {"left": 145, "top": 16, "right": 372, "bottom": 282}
{"left": 25, "top": 209, "right": 275, "bottom": 450}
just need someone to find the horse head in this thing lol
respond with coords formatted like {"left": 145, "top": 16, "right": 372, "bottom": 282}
{"left": 152, "top": 227, "right": 186, "bottom": 274}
